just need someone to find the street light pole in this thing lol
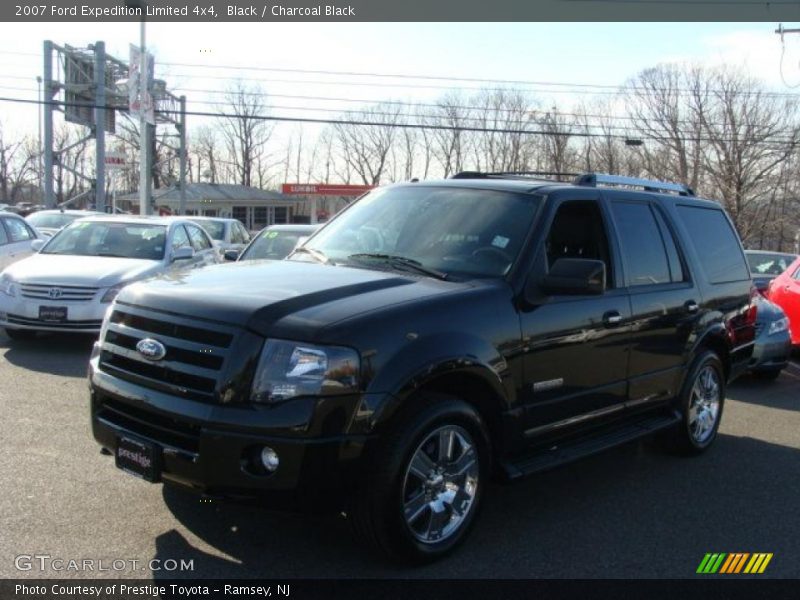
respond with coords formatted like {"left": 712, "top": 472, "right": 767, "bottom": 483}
{"left": 138, "top": 18, "right": 148, "bottom": 216}
{"left": 36, "top": 75, "right": 42, "bottom": 200}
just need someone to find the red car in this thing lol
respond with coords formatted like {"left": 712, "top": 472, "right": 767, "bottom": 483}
{"left": 768, "top": 255, "right": 800, "bottom": 346}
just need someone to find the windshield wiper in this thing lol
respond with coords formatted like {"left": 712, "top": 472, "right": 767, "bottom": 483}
{"left": 95, "top": 252, "right": 128, "bottom": 258}
{"left": 290, "top": 246, "right": 334, "bottom": 265}
{"left": 347, "top": 253, "right": 448, "bottom": 280}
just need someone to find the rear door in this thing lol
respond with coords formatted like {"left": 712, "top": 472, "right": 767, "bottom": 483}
{"left": 1, "top": 216, "right": 37, "bottom": 266}
{"left": 0, "top": 218, "right": 10, "bottom": 269}
{"left": 608, "top": 197, "right": 700, "bottom": 408}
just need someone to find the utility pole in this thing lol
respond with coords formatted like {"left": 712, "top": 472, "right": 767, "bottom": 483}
{"left": 94, "top": 40, "right": 106, "bottom": 212}
{"left": 138, "top": 20, "right": 148, "bottom": 215}
{"left": 36, "top": 75, "right": 42, "bottom": 200}
{"left": 179, "top": 95, "right": 187, "bottom": 216}
{"left": 42, "top": 41, "right": 54, "bottom": 208}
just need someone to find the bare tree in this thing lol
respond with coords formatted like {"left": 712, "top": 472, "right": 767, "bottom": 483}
{"left": 691, "top": 66, "right": 800, "bottom": 242}
{"left": 538, "top": 106, "right": 578, "bottom": 175}
{"left": 623, "top": 64, "right": 706, "bottom": 191}
{"left": 333, "top": 103, "right": 402, "bottom": 185}
{"left": 428, "top": 94, "right": 471, "bottom": 177}
{"left": 471, "top": 89, "right": 537, "bottom": 173}
{"left": 219, "top": 82, "right": 274, "bottom": 187}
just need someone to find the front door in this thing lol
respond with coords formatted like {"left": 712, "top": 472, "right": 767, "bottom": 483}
{"left": 519, "top": 196, "right": 631, "bottom": 440}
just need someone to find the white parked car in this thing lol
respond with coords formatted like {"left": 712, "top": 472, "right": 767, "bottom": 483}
{"left": 188, "top": 216, "right": 251, "bottom": 256}
{"left": 26, "top": 209, "right": 104, "bottom": 237}
{"left": 0, "top": 212, "right": 45, "bottom": 271}
{"left": 0, "top": 216, "right": 219, "bottom": 339}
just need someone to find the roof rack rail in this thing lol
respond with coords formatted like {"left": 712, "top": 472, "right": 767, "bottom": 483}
{"left": 574, "top": 173, "right": 694, "bottom": 197}
{"left": 450, "top": 170, "right": 579, "bottom": 182}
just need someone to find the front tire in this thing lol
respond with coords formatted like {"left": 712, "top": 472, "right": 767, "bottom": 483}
{"left": 664, "top": 351, "right": 725, "bottom": 455}
{"left": 5, "top": 328, "right": 37, "bottom": 341}
{"left": 348, "top": 395, "right": 490, "bottom": 563}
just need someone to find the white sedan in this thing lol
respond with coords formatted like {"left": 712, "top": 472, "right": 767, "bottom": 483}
{"left": 0, "top": 212, "right": 45, "bottom": 271}
{"left": 0, "top": 216, "right": 219, "bottom": 339}
{"left": 188, "top": 216, "right": 252, "bottom": 256}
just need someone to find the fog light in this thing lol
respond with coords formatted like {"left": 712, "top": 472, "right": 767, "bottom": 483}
{"left": 260, "top": 447, "right": 279, "bottom": 472}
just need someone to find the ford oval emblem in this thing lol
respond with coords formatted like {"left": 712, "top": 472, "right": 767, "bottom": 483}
{"left": 136, "top": 338, "right": 167, "bottom": 361}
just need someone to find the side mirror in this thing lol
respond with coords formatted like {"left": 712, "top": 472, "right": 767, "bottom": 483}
{"left": 30, "top": 239, "right": 45, "bottom": 252}
{"left": 223, "top": 249, "right": 240, "bottom": 262}
{"left": 540, "top": 258, "right": 606, "bottom": 296}
{"left": 171, "top": 246, "right": 194, "bottom": 263}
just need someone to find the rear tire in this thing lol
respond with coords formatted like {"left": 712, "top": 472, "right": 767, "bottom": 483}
{"left": 347, "top": 394, "right": 490, "bottom": 564}
{"left": 662, "top": 351, "right": 725, "bottom": 455}
{"left": 4, "top": 328, "right": 37, "bottom": 341}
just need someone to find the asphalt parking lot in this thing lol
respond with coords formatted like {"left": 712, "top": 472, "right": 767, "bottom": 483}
{"left": 1, "top": 331, "right": 798, "bottom": 579}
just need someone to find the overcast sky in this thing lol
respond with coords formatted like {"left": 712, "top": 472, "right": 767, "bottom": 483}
{"left": 0, "top": 21, "right": 797, "bottom": 146}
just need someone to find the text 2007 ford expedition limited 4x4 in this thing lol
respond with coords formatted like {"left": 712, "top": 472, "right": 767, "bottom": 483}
{"left": 89, "top": 173, "right": 756, "bottom": 563}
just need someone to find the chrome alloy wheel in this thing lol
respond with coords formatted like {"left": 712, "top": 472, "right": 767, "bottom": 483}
{"left": 401, "top": 425, "right": 480, "bottom": 544}
{"left": 688, "top": 365, "right": 721, "bottom": 444}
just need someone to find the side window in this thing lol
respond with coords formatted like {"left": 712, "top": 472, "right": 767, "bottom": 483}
{"left": 611, "top": 202, "right": 671, "bottom": 286}
{"left": 546, "top": 200, "right": 613, "bottom": 287}
{"left": 676, "top": 205, "right": 749, "bottom": 284}
{"left": 231, "top": 223, "right": 244, "bottom": 244}
{"left": 4, "top": 218, "right": 34, "bottom": 242}
{"left": 235, "top": 223, "right": 250, "bottom": 244}
{"left": 652, "top": 208, "right": 685, "bottom": 282}
{"left": 0, "top": 220, "right": 8, "bottom": 245}
{"left": 186, "top": 224, "right": 212, "bottom": 251}
{"left": 171, "top": 225, "right": 191, "bottom": 251}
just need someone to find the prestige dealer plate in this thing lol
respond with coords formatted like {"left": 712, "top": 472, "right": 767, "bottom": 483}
{"left": 115, "top": 436, "right": 161, "bottom": 482}
{"left": 38, "top": 306, "right": 67, "bottom": 322}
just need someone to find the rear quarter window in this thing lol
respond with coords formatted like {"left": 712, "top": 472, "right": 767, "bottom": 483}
{"left": 676, "top": 205, "right": 749, "bottom": 284}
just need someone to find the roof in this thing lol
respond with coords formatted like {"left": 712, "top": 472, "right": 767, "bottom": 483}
{"left": 115, "top": 183, "right": 294, "bottom": 203}
{"left": 391, "top": 176, "right": 721, "bottom": 208}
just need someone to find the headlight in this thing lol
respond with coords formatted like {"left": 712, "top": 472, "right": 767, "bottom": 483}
{"left": 768, "top": 316, "right": 790, "bottom": 336}
{"left": 0, "top": 274, "right": 17, "bottom": 297}
{"left": 251, "top": 339, "right": 360, "bottom": 403}
{"left": 101, "top": 284, "right": 125, "bottom": 303}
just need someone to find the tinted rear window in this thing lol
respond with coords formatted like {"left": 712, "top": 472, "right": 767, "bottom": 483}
{"left": 676, "top": 205, "right": 749, "bottom": 284}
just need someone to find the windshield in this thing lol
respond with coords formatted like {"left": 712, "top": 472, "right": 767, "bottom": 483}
{"left": 293, "top": 185, "right": 540, "bottom": 277}
{"left": 27, "top": 212, "right": 80, "bottom": 229}
{"left": 41, "top": 221, "right": 167, "bottom": 260}
{"left": 240, "top": 229, "right": 306, "bottom": 261}
{"left": 191, "top": 219, "right": 225, "bottom": 241}
{"left": 746, "top": 252, "right": 798, "bottom": 276}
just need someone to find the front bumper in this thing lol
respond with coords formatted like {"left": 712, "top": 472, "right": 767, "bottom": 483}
{"left": 749, "top": 328, "right": 792, "bottom": 372}
{"left": 0, "top": 293, "right": 107, "bottom": 333}
{"left": 89, "top": 359, "right": 377, "bottom": 511}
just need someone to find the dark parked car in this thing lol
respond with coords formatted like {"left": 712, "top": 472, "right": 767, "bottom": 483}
{"left": 89, "top": 173, "right": 756, "bottom": 563}
{"left": 745, "top": 249, "right": 798, "bottom": 295}
{"left": 748, "top": 294, "right": 791, "bottom": 379}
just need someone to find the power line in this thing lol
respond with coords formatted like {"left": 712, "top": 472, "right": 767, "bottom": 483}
{"left": 1, "top": 95, "right": 797, "bottom": 148}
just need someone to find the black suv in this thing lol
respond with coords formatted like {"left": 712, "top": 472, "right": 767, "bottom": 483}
{"left": 89, "top": 173, "right": 756, "bottom": 562}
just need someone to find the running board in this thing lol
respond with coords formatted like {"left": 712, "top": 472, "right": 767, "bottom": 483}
{"left": 501, "top": 412, "right": 680, "bottom": 480}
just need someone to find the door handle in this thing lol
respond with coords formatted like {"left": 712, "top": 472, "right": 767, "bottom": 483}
{"left": 685, "top": 300, "right": 699, "bottom": 313}
{"left": 603, "top": 310, "right": 623, "bottom": 326}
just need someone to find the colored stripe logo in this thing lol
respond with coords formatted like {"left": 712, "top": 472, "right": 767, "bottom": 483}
{"left": 697, "top": 553, "right": 773, "bottom": 574}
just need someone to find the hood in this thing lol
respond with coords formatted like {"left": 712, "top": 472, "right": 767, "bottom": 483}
{"left": 4, "top": 253, "right": 163, "bottom": 288}
{"left": 118, "top": 260, "right": 466, "bottom": 336}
